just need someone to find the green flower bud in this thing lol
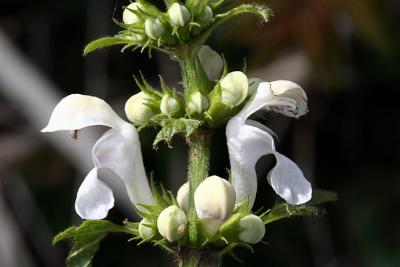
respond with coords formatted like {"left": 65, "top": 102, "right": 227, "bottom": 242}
{"left": 199, "top": 6, "right": 213, "bottom": 23}
{"left": 198, "top": 45, "right": 223, "bottom": 81}
{"left": 168, "top": 3, "right": 191, "bottom": 27}
{"left": 194, "top": 175, "right": 236, "bottom": 237}
{"left": 123, "top": 3, "right": 141, "bottom": 25}
{"left": 248, "top": 77, "right": 263, "bottom": 95}
{"left": 157, "top": 205, "right": 187, "bottom": 242}
{"left": 238, "top": 214, "right": 265, "bottom": 244}
{"left": 220, "top": 71, "right": 248, "bottom": 107}
{"left": 176, "top": 182, "right": 189, "bottom": 212}
{"left": 125, "top": 92, "right": 155, "bottom": 124}
{"left": 138, "top": 218, "right": 155, "bottom": 240}
{"left": 160, "top": 94, "right": 180, "bottom": 116}
{"left": 187, "top": 92, "right": 209, "bottom": 114}
{"left": 145, "top": 18, "right": 166, "bottom": 40}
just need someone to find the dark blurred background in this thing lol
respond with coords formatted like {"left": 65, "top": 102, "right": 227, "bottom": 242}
{"left": 0, "top": 0, "right": 399, "bottom": 266}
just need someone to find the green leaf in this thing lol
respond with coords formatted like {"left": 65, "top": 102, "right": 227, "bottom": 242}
{"left": 83, "top": 37, "right": 129, "bottom": 55}
{"left": 262, "top": 204, "right": 321, "bottom": 225}
{"left": 307, "top": 190, "right": 338, "bottom": 206}
{"left": 215, "top": 4, "right": 273, "bottom": 23}
{"left": 262, "top": 190, "right": 337, "bottom": 224}
{"left": 54, "top": 220, "right": 135, "bottom": 267}
{"left": 153, "top": 118, "right": 201, "bottom": 148}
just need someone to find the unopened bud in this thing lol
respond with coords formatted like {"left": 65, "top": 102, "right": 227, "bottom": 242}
{"left": 187, "top": 92, "right": 209, "bottom": 114}
{"left": 220, "top": 71, "right": 248, "bottom": 107}
{"left": 125, "top": 92, "right": 155, "bottom": 124}
{"left": 145, "top": 18, "right": 166, "bottom": 40}
{"left": 157, "top": 205, "right": 187, "bottom": 242}
{"left": 160, "top": 94, "right": 180, "bottom": 116}
{"left": 123, "top": 3, "right": 141, "bottom": 25}
{"left": 194, "top": 175, "right": 236, "bottom": 236}
{"left": 198, "top": 46, "right": 223, "bottom": 81}
{"left": 168, "top": 3, "right": 191, "bottom": 27}
{"left": 176, "top": 182, "right": 189, "bottom": 212}
{"left": 138, "top": 218, "right": 155, "bottom": 240}
{"left": 238, "top": 214, "right": 265, "bottom": 244}
{"left": 199, "top": 6, "right": 213, "bottom": 23}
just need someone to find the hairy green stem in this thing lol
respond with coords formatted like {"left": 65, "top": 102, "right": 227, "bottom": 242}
{"left": 180, "top": 53, "right": 199, "bottom": 95}
{"left": 187, "top": 130, "right": 211, "bottom": 245}
{"left": 180, "top": 249, "right": 222, "bottom": 267}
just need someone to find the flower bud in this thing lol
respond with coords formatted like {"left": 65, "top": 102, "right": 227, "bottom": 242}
{"left": 176, "top": 182, "right": 189, "bottom": 212}
{"left": 199, "top": 6, "right": 213, "bottom": 23}
{"left": 138, "top": 218, "right": 155, "bottom": 240}
{"left": 187, "top": 92, "right": 209, "bottom": 114}
{"left": 194, "top": 175, "right": 236, "bottom": 236}
{"left": 198, "top": 46, "right": 223, "bottom": 81}
{"left": 123, "top": 3, "right": 141, "bottom": 25}
{"left": 220, "top": 71, "right": 248, "bottom": 107}
{"left": 160, "top": 94, "right": 180, "bottom": 116}
{"left": 157, "top": 205, "right": 187, "bottom": 242}
{"left": 145, "top": 18, "right": 166, "bottom": 40}
{"left": 125, "top": 92, "right": 155, "bottom": 124}
{"left": 168, "top": 3, "right": 191, "bottom": 27}
{"left": 248, "top": 77, "right": 263, "bottom": 95}
{"left": 238, "top": 214, "right": 265, "bottom": 244}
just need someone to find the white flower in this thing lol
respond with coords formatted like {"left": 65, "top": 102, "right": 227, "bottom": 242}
{"left": 226, "top": 81, "right": 311, "bottom": 209}
{"left": 42, "top": 94, "right": 154, "bottom": 219}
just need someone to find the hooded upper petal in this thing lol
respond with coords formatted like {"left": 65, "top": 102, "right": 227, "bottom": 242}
{"left": 41, "top": 94, "right": 125, "bottom": 132}
{"left": 226, "top": 81, "right": 311, "bottom": 209}
{"left": 75, "top": 168, "right": 115, "bottom": 219}
{"left": 93, "top": 125, "right": 154, "bottom": 209}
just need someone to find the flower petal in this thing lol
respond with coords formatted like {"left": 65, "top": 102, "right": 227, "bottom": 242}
{"left": 269, "top": 80, "right": 308, "bottom": 118}
{"left": 226, "top": 118, "right": 275, "bottom": 207}
{"left": 75, "top": 168, "right": 115, "bottom": 220}
{"left": 92, "top": 123, "right": 154, "bottom": 210}
{"left": 197, "top": 45, "right": 223, "bottom": 81}
{"left": 267, "top": 152, "right": 312, "bottom": 205}
{"left": 236, "top": 81, "right": 307, "bottom": 121}
{"left": 41, "top": 94, "right": 124, "bottom": 132}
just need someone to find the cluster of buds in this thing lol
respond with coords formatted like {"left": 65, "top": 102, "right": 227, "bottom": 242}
{"left": 124, "top": 76, "right": 183, "bottom": 126}
{"left": 124, "top": 46, "right": 254, "bottom": 129}
{"left": 148, "top": 176, "right": 265, "bottom": 245}
{"left": 119, "top": 1, "right": 214, "bottom": 48}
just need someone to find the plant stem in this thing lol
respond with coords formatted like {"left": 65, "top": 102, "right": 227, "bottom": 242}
{"left": 180, "top": 249, "right": 222, "bottom": 267}
{"left": 187, "top": 129, "right": 211, "bottom": 245}
{"left": 180, "top": 51, "right": 199, "bottom": 95}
